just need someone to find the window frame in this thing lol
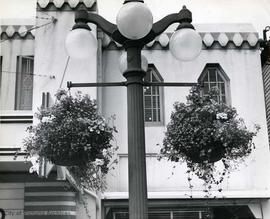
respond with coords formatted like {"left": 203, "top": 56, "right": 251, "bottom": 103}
{"left": 0, "top": 56, "right": 2, "bottom": 93}
{"left": 143, "top": 64, "right": 164, "bottom": 126}
{"left": 198, "top": 63, "right": 231, "bottom": 105}
{"left": 15, "top": 55, "right": 34, "bottom": 110}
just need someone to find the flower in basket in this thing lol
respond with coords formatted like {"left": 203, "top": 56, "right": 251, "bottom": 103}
{"left": 24, "top": 90, "right": 118, "bottom": 191}
{"left": 159, "top": 86, "right": 259, "bottom": 186}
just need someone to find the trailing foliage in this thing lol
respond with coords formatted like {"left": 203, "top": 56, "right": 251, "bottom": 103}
{"left": 24, "top": 90, "right": 117, "bottom": 191}
{"left": 159, "top": 86, "right": 259, "bottom": 185}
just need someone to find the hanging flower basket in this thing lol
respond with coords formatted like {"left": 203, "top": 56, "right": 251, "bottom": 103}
{"left": 24, "top": 90, "right": 117, "bottom": 168}
{"left": 159, "top": 86, "right": 259, "bottom": 184}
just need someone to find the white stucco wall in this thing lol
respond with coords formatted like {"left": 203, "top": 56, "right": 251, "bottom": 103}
{"left": 33, "top": 10, "right": 98, "bottom": 110}
{"left": 102, "top": 26, "right": 270, "bottom": 198}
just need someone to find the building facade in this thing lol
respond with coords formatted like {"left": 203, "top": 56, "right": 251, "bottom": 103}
{"left": 1, "top": 0, "right": 270, "bottom": 218}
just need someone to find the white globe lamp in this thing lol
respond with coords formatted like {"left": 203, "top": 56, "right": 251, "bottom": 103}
{"left": 169, "top": 28, "right": 202, "bottom": 61}
{"left": 116, "top": 1, "right": 153, "bottom": 40}
{"left": 65, "top": 28, "right": 97, "bottom": 59}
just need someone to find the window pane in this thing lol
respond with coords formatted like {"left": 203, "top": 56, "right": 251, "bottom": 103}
{"left": 145, "top": 96, "right": 152, "bottom": 108}
{"left": 152, "top": 76, "right": 158, "bottom": 82}
{"left": 145, "top": 109, "right": 152, "bottom": 122}
{"left": 217, "top": 73, "right": 223, "bottom": 82}
{"left": 153, "top": 96, "right": 157, "bottom": 108}
{"left": 144, "top": 86, "right": 151, "bottom": 95}
{"left": 209, "top": 69, "right": 216, "bottom": 82}
{"left": 152, "top": 86, "right": 159, "bottom": 95}
{"left": 202, "top": 83, "right": 209, "bottom": 93}
{"left": 202, "top": 74, "right": 209, "bottom": 82}
{"left": 219, "top": 83, "right": 225, "bottom": 95}
{"left": 153, "top": 110, "right": 157, "bottom": 121}
{"left": 158, "top": 109, "right": 161, "bottom": 121}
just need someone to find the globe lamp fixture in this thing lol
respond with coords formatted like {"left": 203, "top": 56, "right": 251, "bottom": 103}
{"left": 116, "top": 1, "right": 153, "bottom": 40}
{"left": 65, "top": 28, "right": 97, "bottom": 59}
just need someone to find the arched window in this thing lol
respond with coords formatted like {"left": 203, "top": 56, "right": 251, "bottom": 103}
{"left": 144, "top": 64, "right": 163, "bottom": 124}
{"left": 198, "top": 64, "right": 230, "bottom": 104}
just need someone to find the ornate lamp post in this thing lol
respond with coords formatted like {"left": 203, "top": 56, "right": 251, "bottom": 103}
{"left": 65, "top": 1, "right": 202, "bottom": 219}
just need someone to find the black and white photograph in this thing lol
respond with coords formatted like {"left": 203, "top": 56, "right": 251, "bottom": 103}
{"left": 1, "top": 0, "right": 270, "bottom": 218}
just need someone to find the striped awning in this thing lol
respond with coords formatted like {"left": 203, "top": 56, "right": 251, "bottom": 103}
{"left": 24, "top": 182, "right": 76, "bottom": 219}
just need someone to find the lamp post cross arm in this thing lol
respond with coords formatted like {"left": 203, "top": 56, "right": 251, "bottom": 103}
{"left": 67, "top": 81, "right": 200, "bottom": 89}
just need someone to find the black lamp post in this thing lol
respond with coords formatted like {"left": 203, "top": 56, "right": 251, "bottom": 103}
{"left": 65, "top": 1, "right": 202, "bottom": 219}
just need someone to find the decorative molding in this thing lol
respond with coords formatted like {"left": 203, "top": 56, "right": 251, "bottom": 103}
{"left": 37, "top": 0, "right": 96, "bottom": 11}
{"left": 203, "top": 33, "right": 214, "bottom": 47}
{"left": 67, "top": 0, "right": 80, "bottom": 8}
{"left": 158, "top": 33, "right": 169, "bottom": 47}
{"left": 18, "top": 26, "right": 28, "bottom": 37}
{"left": 247, "top": 33, "right": 258, "bottom": 47}
{"left": 1, "top": 22, "right": 259, "bottom": 50}
{"left": 217, "top": 33, "right": 229, "bottom": 47}
{"left": 0, "top": 25, "right": 35, "bottom": 40}
{"left": 102, "top": 32, "right": 259, "bottom": 50}
{"left": 5, "top": 26, "right": 15, "bottom": 37}
{"left": 146, "top": 39, "right": 155, "bottom": 48}
{"left": 232, "top": 33, "right": 244, "bottom": 47}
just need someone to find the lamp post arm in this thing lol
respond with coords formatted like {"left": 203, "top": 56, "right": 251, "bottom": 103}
{"left": 152, "top": 13, "right": 182, "bottom": 36}
{"left": 86, "top": 12, "right": 117, "bottom": 36}
{"left": 131, "top": 12, "right": 187, "bottom": 46}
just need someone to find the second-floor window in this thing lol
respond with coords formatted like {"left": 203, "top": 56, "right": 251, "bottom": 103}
{"left": 198, "top": 64, "right": 230, "bottom": 104}
{"left": 144, "top": 64, "right": 163, "bottom": 124}
{"left": 15, "top": 56, "right": 34, "bottom": 110}
{"left": 0, "top": 57, "right": 2, "bottom": 91}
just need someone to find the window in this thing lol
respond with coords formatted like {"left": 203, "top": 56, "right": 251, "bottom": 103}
{"left": 0, "top": 57, "right": 2, "bottom": 91}
{"left": 15, "top": 56, "right": 34, "bottom": 110}
{"left": 198, "top": 64, "right": 230, "bottom": 104}
{"left": 144, "top": 64, "right": 163, "bottom": 124}
{"left": 110, "top": 210, "right": 210, "bottom": 219}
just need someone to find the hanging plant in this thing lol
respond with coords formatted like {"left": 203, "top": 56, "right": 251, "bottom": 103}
{"left": 159, "top": 86, "right": 259, "bottom": 186}
{"left": 24, "top": 90, "right": 118, "bottom": 191}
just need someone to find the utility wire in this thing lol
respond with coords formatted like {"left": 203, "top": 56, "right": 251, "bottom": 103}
{"left": 35, "top": 16, "right": 53, "bottom": 20}
{"left": 59, "top": 56, "right": 70, "bottom": 88}
{"left": 0, "top": 19, "right": 56, "bottom": 44}
{"left": 1, "top": 70, "right": 55, "bottom": 78}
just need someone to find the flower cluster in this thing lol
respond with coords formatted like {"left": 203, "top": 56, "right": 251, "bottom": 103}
{"left": 24, "top": 90, "right": 117, "bottom": 191}
{"left": 159, "top": 86, "right": 259, "bottom": 185}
